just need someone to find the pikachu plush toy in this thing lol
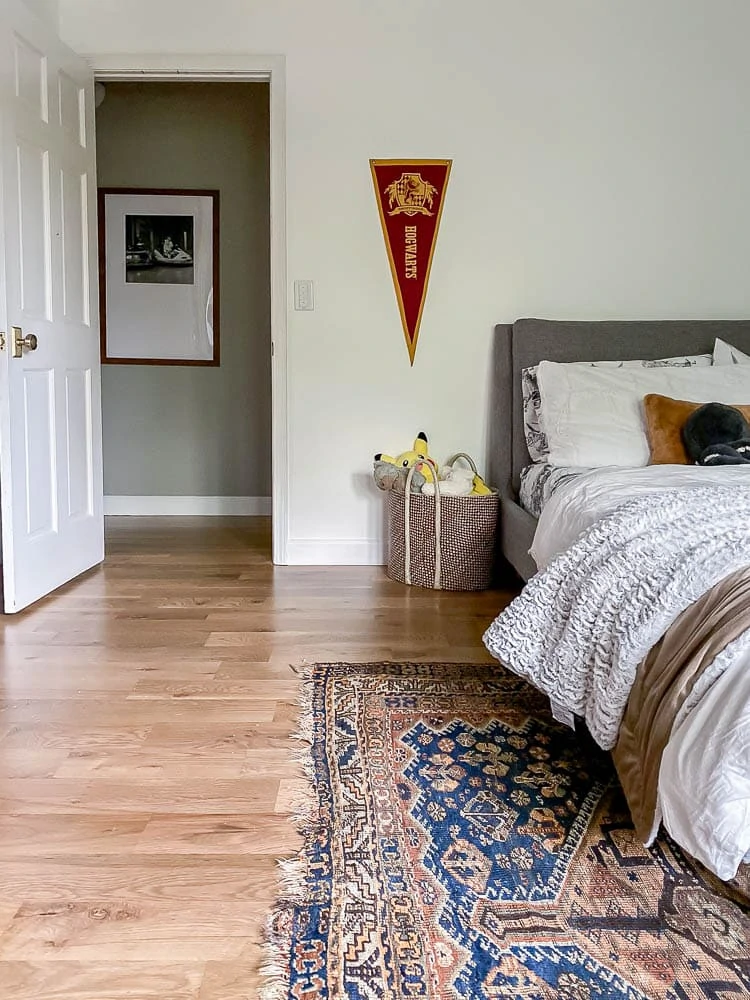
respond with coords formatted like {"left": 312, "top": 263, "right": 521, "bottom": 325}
{"left": 374, "top": 432, "right": 492, "bottom": 496}
{"left": 374, "top": 432, "right": 436, "bottom": 483}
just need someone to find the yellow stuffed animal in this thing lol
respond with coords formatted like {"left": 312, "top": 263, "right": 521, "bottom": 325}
{"left": 374, "top": 432, "right": 436, "bottom": 483}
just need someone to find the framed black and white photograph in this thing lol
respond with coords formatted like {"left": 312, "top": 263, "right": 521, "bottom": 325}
{"left": 125, "top": 214, "right": 195, "bottom": 285}
{"left": 99, "top": 188, "right": 220, "bottom": 365}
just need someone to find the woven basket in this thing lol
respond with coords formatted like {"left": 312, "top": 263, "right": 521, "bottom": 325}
{"left": 386, "top": 453, "right": 499, "bottom": 591}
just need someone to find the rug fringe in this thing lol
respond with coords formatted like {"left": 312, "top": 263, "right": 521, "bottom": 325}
{"left": 260, "top": 663, "right": 320, "bottom": 1000}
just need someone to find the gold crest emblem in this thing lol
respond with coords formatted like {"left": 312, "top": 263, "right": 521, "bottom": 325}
{"left": 384, "top": 172, "right": 439, "bottom": 217}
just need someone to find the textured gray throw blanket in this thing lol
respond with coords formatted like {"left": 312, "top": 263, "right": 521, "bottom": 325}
{"left": 483, "top": 485, "right": 750, "bottom": 749}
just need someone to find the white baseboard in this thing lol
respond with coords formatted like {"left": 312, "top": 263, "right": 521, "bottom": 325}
{"left": 104, "top": 495, "right": 272, "bottom": 516}
{"left": 285, "top": 537, "right": 386, "bottom": 566}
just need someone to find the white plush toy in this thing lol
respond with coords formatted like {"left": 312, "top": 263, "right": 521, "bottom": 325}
{"left": 421, "top": 465, "right": 474, "bottom": 497}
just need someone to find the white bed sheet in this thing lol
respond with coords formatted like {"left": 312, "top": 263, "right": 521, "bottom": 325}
{"left": 531, "top": 464, "right": 750, "bottom": 571}
{"left": 529, "top": 462, "right": 750, "bottom": 880}
{"left": 660, "top": 643, "right": 750, "bottom": 879}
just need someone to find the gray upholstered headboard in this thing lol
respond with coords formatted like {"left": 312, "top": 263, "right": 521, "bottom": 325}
{"left": 489, "top": 318, "right": 750, "bottom": 500}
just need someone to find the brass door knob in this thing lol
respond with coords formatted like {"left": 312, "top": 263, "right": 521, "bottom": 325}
{"left": 11, "top": 327, "right": 38, "bottom": 358}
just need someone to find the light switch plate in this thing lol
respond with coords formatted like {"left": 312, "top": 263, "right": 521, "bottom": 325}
{"left": 294, "top": 279, "right": 314, "bottom": 311}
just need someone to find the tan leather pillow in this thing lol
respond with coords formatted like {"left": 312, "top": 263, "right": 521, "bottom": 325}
{"left": 644, "top": 394, "right": 750, "bottom": 464}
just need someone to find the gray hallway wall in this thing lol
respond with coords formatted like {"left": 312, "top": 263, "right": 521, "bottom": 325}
{"left": 96, "top": 81, "right": 271, "bottom": 499}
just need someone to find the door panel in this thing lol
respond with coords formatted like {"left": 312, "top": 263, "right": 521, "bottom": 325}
{"left": 58, "top": 70, "right": 85, "bottom": 145}
{"left": 13, "top": 31, "right": 48, "bottom": 121}
{"left": 1, "top": 0, "right": 104, "bottom": 612}
{"left": 60, "top": 167, "right": 88, "bottom": 323}
{"left": 17, "top": 140, "right": 52, "bottom": 318}
{"left": 65, "top": 367, "right": 93, "bottom": 520}
{"left": 23, "top": 367, "right": 56, "bottom": 536}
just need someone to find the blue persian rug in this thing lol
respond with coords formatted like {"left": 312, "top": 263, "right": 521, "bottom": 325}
{"left": 262, "top": 663, "right": 750, "bottom": 999}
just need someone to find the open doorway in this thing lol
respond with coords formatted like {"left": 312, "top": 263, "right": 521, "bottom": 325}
{"left": 95, "top": 80, "right": 272, "bottom": 549}
{"left": 0, "top": 11, "right": 288, "bottom": 614}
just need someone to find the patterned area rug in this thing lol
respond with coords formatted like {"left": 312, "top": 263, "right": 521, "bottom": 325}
{"left": 262, "top": 663, "right": 750, "bottom": 999}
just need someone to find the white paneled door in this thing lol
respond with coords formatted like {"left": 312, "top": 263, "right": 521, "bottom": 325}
{"left": 0, "top": 1, "right": 103, "bottom": 612}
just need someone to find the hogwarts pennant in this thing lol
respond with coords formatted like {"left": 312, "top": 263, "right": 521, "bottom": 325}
{"left": 370, "top": 159, "right": 452, "bottom": 365}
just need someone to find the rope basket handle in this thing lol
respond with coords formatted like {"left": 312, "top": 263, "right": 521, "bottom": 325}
{"left": 404, "top": 456, "right": 442, "bottom": 589}
{"left": 444, "top": 452, "right": 480, "bottom": 475}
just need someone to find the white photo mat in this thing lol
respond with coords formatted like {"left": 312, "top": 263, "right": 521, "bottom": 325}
{"left": 99, "top": 189, "right": 219, "bottom": 365}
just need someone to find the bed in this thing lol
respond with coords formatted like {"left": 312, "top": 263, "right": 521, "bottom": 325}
{"left": 489, "top": 317, "right": 750, "bottom": 581}
{"left": 485, "top": 318, "right": 750, "bottom": 882}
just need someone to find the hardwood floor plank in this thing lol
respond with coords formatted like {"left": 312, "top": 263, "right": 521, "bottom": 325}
{"left": 0, "top": 777, "right": 279, "bottom": 814}
{"left": 54, "top": 751, "right": 298, "bottom": 781}
{"left": 0, "top": 700, "right": 277, "bottom": 727}
{"left": 0, "top": 516, "right": 512, "bottom": 990}
{"left": 126, "top": 677, "right": 298, "bottom": 701}
{"left": 0, "top": 901, "right": 258, "bottom": 960}
{"left": 0, "top": 962, "right": 205, "bottom": 999}
{"left": 0, "top": 815, "right": 150, "bottom": 856}
{"left": 273, "top": 778, "right": 310, "bottom": 814}
{"left": 200, "top": 961, "right": 263, "bottom": 999}
{"left": 0, "top": 855, "right": 280, "bottom": 903}
{"left": 0, "top": 903, "right": 20, "bottom": 940}
{"left": 0, "top": 749, "right": 70, "bottom": 779}
{"left": 0, "top": 725, "right": 153, "bottom": 753}
{"left": 136, "top": 814, "right": 302, "bottom": 856}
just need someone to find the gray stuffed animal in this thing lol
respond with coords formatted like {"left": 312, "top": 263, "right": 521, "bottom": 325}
{"left": 373, "top": 459, "right": 426, "bottom": 494}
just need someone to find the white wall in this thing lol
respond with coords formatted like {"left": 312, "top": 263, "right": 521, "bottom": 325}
{"left": 23, "top": 0, "right": 59, "bottom": 29}
{"left": 59, "top": 0, "right": 750, "bottom": 563}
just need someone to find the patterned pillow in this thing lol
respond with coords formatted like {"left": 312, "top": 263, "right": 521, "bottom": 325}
{"left": 519, "top": 463, "right": 589, "bottom": 518}
{"left": 522, "top": 354, "right": 713, "bottom": 463}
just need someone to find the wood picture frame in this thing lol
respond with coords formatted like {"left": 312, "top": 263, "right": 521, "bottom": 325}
{"left": 98, "top": 187, "right": 220, "bottom": 366}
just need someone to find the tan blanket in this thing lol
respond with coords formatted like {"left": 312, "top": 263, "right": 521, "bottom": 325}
{"left": 613, "top": 566, "right": 750, "bottom": 843}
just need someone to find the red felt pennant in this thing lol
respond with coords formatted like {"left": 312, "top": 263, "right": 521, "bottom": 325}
{"left": 370, "top": 160, "right": 451, "bottom": 365}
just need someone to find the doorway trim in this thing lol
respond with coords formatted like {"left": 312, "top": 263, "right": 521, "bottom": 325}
{"left": 89, "top": 53, "right": 289, "bottom": 564}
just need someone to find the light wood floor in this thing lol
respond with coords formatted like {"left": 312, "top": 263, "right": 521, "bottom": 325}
{"left": 0, "top": 517, "right": 509, "bottom": 998}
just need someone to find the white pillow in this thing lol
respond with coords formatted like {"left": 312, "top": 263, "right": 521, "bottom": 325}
{"left": 522, "top": 352, "right": 712, "bottom": 464}
{"left": 537, "top": 361, "right": 750, "bottom": 468}
{"left": 714, "top": 338, "right": 750, "bottom": 365}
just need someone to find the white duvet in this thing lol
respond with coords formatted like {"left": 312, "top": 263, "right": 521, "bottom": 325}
{"left": 504, "top": 465, "right": 750, "bottom": 880}
{"left": 531, "top": 464, "right": 750, "bottom": 570}
{"left": 661, "top": 644, "right": 750, "bottom": 879}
